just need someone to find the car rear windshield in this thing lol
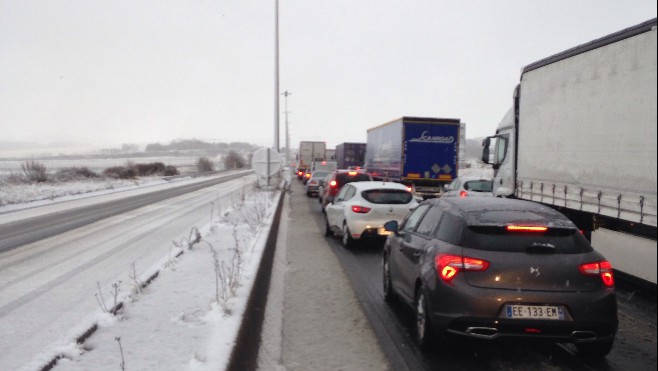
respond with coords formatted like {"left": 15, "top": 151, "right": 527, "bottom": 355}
{"left": 464, "top": 180, "right": 493, "bottom": 192}
{"left": 311, "top": 171, "right": 330, "bottom": 179}
{"left": 362, "top": 189, "right": 413, "bottom": 204}
{"left": 461, "top": 226, "right": 593, "bottom": 254}
{"left": 336, "top": 173, "right": 371, "bottom": 186}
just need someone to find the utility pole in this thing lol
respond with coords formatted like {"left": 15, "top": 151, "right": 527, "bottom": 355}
{"left": 274, "top": 0, "right": 280, "bottom": 152}
{"left": 282, "top": 91, "right": 292, "bottom": 164}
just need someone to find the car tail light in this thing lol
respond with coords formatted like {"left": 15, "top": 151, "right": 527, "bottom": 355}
{"left": 460, "top": 190, "right": 468, "bottom": 198}
{"left": 330, "top": 180, "right": 337, "bottom": 188}
{"left": 406, "top": 186, "right": 413, "bottom": 192}
{"left": 579, "top": 260, "right": 614, "bottom": 287}
{"left": 506, "top": 225, "right": 548, "bottom": 232}
{"left": 435, "top": 254, "right": 490, "bottom": 282}
{"left": 348, "top": 171, "right": 357, "bottom": 176}
{"left": 305, "top": 173, "right": 311, "bottom": 179}
{"left": 297, "top": 171, "right": 303, "bottom": 176}
{"left": 351, "top": 205, "right": 371, "bottom": 213}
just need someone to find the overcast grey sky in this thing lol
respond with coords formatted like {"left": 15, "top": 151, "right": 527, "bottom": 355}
{"left": 1, "top": 0, "right": 656, "bottom": 150}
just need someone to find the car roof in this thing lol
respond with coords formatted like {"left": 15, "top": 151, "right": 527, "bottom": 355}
{"left": 427, "top": 197, "right": 576, "bottom": 229}
{"left": 347, "top": 181, "right": 409, "bottom": 191}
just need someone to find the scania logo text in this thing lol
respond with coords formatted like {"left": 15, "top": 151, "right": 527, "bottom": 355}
{"left": 409, "top": 131, "right": 455, "bottom": 143}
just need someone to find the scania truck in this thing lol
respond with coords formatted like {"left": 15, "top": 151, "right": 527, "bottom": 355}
{"left": 365, "top": 116, "right": 463, "bottom": 199}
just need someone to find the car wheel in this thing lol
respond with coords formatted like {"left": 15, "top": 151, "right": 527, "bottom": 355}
{"left": 415, "top": 286, "right": 434, "bottom": 351}
{"left": 383, "top": 255, "right": 396, "bottom": 303}
{"left": 575, "top": 338, "right": 614, "bottom": 358}
{"left": 342, "top": 223, "right": 355, "bottom": 249}
{"left": 324, "top": 215, "right": 333, "bottom": 237}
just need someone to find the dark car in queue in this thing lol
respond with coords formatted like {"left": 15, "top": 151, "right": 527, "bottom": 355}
{"left": 319, "top": 169, "right": 372, "bottom": 212}
{"left": 382, "top": 197, "right": 617, "bottom": 357}
{"left": 295, "top": 167, "right": 307, "bottom": 180}
{"left": 305, "top": 170, "right": 331, "bottom": 197}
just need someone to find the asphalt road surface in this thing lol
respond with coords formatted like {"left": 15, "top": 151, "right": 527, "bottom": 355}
{"left": 260, "top": 180, "right": 657, "bottom": 371}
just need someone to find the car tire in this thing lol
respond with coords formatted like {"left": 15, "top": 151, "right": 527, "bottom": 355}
{"left": 415, "top": 286, "right": 434, "bottom": 351}
{"left": 383, "top": 254, "right": 396, "bottom": 303}
{"left": 342, "top": 223, "right": 355, "bottom": 249}
{"left": 575, "top": 338, "right": 614, "bottom": 358}
{"left": 324, "top": 215, "right": 333, "bottom": 237}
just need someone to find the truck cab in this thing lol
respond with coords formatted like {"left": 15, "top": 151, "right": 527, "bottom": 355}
{"left": 482, "top": 107, "right": 516, "bottom": 198}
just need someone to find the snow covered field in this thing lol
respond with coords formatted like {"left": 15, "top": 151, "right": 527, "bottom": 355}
{"left": 0, "top": 173, "right": 281, "bottom": 371}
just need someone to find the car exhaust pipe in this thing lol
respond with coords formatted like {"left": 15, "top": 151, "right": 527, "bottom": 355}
{"left": 571, "top": 331, "right": 598, "bottom": 341}
{"left": 465, "top": 327, "right": 499, "bottom": 339}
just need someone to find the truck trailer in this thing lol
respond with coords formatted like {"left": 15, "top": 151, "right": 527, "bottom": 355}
{"left": 335, "top": 142, "right": 367, "bottom": 169}
{"left": 297, "top": 141, "right": 326, "bottom": 172}
{"left": 482, "top": 18, "right": 657, "bottom": 286}
{"left": 365, "top": 116, "right": 462, "bottom": 199}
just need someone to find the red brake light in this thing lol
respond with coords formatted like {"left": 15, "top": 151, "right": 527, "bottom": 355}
{"left": 459, "top": 190, "right": 468, "bottom": 198}
{"left": 297, "top": 171, "right": 303, "bottom": 176}
{"left": 506, "top": 225, "right": 548, "bottom": 232}
{"left": 351, "top": 205, "right": 371, "bottom": 213}
{"left": 330, "top": 180, "right": 337, "bottom": 188}
{"left": 435, "top": 254, "right": 489, "bottom": 282}
{"left": 406, "top": 186, "right": 413, "bottom": 192}
{"left": 579, "top": 260, "right": 614, "bottom": 287}
{"left": 305, "top": 173, "right": 311, "bottom": 178}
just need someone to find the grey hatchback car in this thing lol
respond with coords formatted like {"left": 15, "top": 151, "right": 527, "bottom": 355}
{"left": 383, "top": 197, "right": 617, "bottom": 357}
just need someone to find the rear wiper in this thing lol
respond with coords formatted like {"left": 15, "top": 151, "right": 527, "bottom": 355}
{"left": 526, "top": 242, "right": 556, "bottom": 254}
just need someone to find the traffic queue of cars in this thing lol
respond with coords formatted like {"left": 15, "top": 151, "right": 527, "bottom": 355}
{"left": 295, "top": 168, "right": 618, "bottom": 358}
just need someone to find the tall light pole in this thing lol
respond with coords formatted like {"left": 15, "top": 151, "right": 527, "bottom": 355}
{"left": 274, "top": 0, "right": 280, "bottom": 152}
{"left": 282, "top": 91, "right": 292, "bottom": 164}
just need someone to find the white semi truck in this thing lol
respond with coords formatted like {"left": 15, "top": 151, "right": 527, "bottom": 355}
{"left": 482, "top": 18, "right": 657, "bottom": 286}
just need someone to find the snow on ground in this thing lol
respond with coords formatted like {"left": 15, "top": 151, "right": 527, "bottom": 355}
{"left": 1, "top": 173, "right": 281, "bottom": 371}
{"left": 32, "top": 189, "right": 279, "bottom": 371}
{"left": 0, "top": 176, "right": 177, "bottom": 210}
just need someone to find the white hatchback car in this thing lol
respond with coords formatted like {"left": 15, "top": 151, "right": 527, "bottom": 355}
{"left": 324, "top": 181, "right": 418, "bottom": 248}
{"left": 442, "top": 176, "right": 494, "bottom": 198}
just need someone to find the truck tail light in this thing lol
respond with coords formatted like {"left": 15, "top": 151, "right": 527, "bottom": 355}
{"left": 435, "top": 254, "right": 489, "bottom": 282}
{"left": 579, "top": 260, "right": 614, "bottom": 287}
{"left": 351, "top": 205, "right": 371, "bottom": 213}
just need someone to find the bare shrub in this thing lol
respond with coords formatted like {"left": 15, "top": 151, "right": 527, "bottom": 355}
{"left": 53, "top": 167, "right": 99, "bottom": 181}
{"left": 210, "top": 244, "right": 243, "bottom": 315}
{"left": 132, "top": 162, "right": 166, "bottom": 176}
{"left": 172, "top": 227, "right": 202, "bottom": 250}
{"left": 223, "top": 150, "right": 245, "bottom": 169}
{"left": 197, "top": 156, "right": 215, "bottom": 172}
{"left": 22, "top": 160, "right": 48, "bottom": 183}
{"left": 164, "top": 165, "right": 179, "bottom": 176}
{"left": 95, "top": 281, "right": 123, "bottom": 315}
{"left": 103, "top": 166, "right": 136, "bottom": 179}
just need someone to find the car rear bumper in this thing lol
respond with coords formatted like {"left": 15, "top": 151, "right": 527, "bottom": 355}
{"left": 424, "top": 282, "right": 618, "bottom": 343}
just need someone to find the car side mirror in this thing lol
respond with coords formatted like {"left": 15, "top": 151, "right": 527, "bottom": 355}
{"left": 481, "top": 137, "right": 491, "bottom": 164}
{"left": 384, "top": 220, "right": 399, "bottom": 234}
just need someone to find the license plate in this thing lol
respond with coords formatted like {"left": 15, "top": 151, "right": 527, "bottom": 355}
{"left": 506, "top": 305, "right": 565, "bottom": 320}
{"left": 377, "top": 227, "right": 391, "bottom": 236}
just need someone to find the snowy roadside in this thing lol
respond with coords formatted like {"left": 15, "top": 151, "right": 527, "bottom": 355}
{"left": 17, "top": 183, "right": 281, "bottom": 371}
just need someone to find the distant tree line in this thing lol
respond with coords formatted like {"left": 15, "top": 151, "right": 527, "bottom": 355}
{"left": 145, "top": 139, "right": 258, "bottom": 153}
